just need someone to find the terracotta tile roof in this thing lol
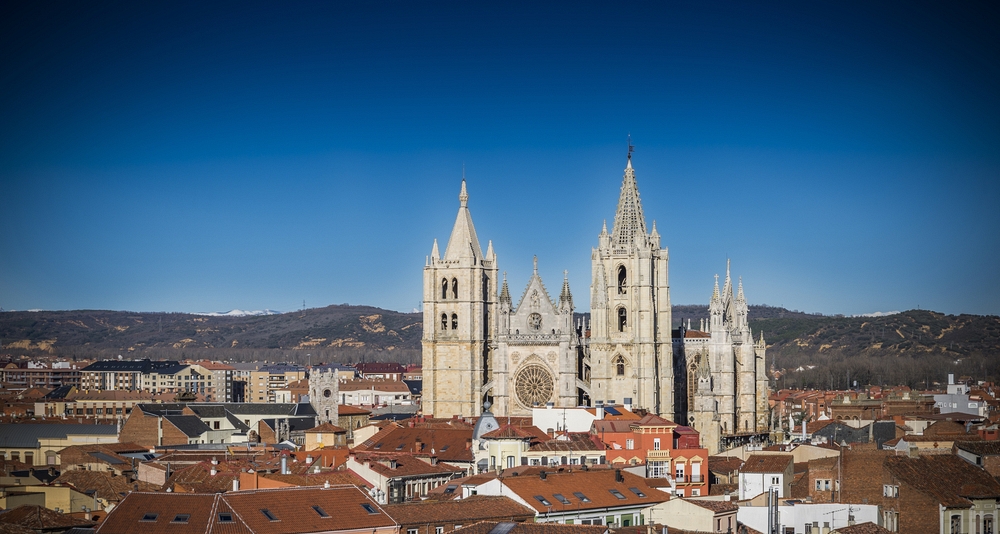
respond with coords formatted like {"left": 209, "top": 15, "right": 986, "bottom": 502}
{"left": 708, "top": 456, "right": 744, "bottom": 475}
{"left": 97, "top": 485, "right": 395, "bottom": 534}
{"left": 0, "top": 523, "right": 37, "bottom": 534}
{"left": 954, "top": 440, "right": 1000, "bottom": 456}
{"left": 688, "top": 499, "right": 739, "bottom": 513}
{"left": 832, "top": 522, "right": 892, "bottom": 534}
{"left": 305, "top": 422, "right": 347, "bottom": 434}
{"left": 354, "top": 424, "right": 474, "bottom": 463}
{"left": 384, "top": 495, "right": 534, "bottom": 525}
{"left": 499, "top": 468, "right": 669, "bottom": 513}
{"left": 885, "top": 454, "right": 1000, "bottom": 507}
{"left": 338, "top": 404, "right": 372, "bottom": 415}
{"left": 55, "top": 470, "right": 160, "bottom": 502}
{"left": 258, "top": 470, "right": 366, "bottom": 487}
{"left": 352, "top": 452, "right": 464, "bottom": 477}
{"left": 482, "top": 424, "right": 538, "bottom": 440}
{"left": 740, "top": 455, "right": 793, "bottom": 474}
{"left": 529, "top": 433, "right": 605, "bottom": 453}
{"left": 455, "top": 521, "right": 608, "bottom": 534}
{"left": 710, "top": 484, "right": 738, "bottom": 496}
{"left": 0, "top": 505, "right": 95, "bottom": 530}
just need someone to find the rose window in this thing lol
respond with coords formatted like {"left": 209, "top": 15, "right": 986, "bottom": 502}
{"left": 515, "top": 364, "right": 554, "bottom": 407}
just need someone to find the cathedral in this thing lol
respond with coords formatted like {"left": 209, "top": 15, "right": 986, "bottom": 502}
{"left": 420, "top": 152, "right": 770, "bottom": 453}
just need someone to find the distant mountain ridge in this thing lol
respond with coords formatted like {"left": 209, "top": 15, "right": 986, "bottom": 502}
{"left": 1, "top": 304, "right": 997, "bottom": 387}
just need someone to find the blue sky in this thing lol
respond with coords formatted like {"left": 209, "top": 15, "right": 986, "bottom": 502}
{"left": 1, "top": 1, "right": 997, "bottom": 316}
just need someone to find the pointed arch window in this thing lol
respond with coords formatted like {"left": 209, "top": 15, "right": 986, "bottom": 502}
{"left": 442, "top": 279, "right": 449, "bottom": 300}
{"left": 614, "top": 355, "right": 626, "bottom": 376}
{"left": 617, "top": 266, "right": 627, "bottom": 295}
{"left": 451, "top": 313, "right": 458, "bottom": 330}
{"left": 452, "top": 278, "right": 458, "bottom": 299}
{"left": 617, "top": 308, "right": 627, "bottom": 332}
{"left": 441, "top": 313, "right": 448, "bottom": 330}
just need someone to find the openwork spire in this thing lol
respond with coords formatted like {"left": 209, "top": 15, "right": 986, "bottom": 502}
{"left": 559, "top": 270, "right": 573, "bottom": 311}
{"left": 499, "top": 271, "right": 512, "bottom": 307}
{"left": 610, "top": 157, "right": 648, "bottom": 251}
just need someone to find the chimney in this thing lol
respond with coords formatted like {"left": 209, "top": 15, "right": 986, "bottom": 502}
{"left": 546, "top": 402, "right": 554, "bottom": 409}
{"left": 306, "top": 455, "right": 313, "bottom": 464}
{"left": 232, "top": 479, "right": 239, "bottom": 492}
{"left": 466, "top": 439, "right": 472, "bottom": 450}
{"left": 210, "top": 467, "right": 217, "bottom": 476}
{"left": 324, "top": 480, "right": 330, "bottom": 488}
{"left": 615, "top": 468, "right": 623, "bottom": 483}
{"left": 623, "top": 398, "right": 632, "bottom": 412}
{"left": 539, "top": 470, "right": 546, "bottom": 480}
{"left": 281, "top": 456, "right": 288, "bottom": 475}
{"left": 596, "top": 401, "right": 604, "bottom": 420}
{"left": 949, "top": 374, "right": 955, "bottom": 385}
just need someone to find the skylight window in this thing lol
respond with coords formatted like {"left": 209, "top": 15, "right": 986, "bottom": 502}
{"left": 396, "top": 444, "right": 405, "bottom": 450}
{"left": 573, "top": 491, "right": 591, "bottom": 502}
{"left": 361, "top": 503, "right": 379, "bottom": 514}
{"left": 218, "top": 513, "right": 234, "bottom": 523}
{"left": 553, "top": 493, "right": 571, "bottom": 505}
{"left": 629, "top": 487, "right": 647, "bottom": 498}
{"left": 609, "top": 489, "right": 627, "bottom": 500}
{"left": 261, "top": 509, "right": 278, "bottom": 521}
{"left": 373, "top": 442, "right": 383, "bottom": 450}
{"left": 140, "top": 513, "right": 158, "bottom": 522}
{"left": 172, "top": 514, "right": 190, "bottom": 523}
{"left": 534, "top": 495, "right": 552, "bottom": 506}
{"left": 444, "top": 484, "right": 458, "bottom": 494}
{"left": 312, "top": 506, "right": 330, "bottom": 518}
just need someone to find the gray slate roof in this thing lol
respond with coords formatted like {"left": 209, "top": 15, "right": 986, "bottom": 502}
{"left": 0, "top": 424, "right": 117, "bottom": 448}
{"left": 163, "top": 415, "right": 211, "bottom": 438}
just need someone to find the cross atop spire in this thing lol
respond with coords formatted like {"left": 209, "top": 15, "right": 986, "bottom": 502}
{"left": 533, "top": 255, "right": 538, "bottom": 274}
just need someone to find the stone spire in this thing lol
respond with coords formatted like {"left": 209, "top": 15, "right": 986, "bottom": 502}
{"left": 610, "top": 156, "right": 648, "bottom": 251}
{"left": 499, "top": 271, "right": 512, "bottom": 310}
{"left": 430, "top": 238, "right": 440, "bottom": 261}
{"left": 721, "top": 259, "right": 733, "bottom": 322}
{"left": 443, "top": 180, "right": 483, "bottom": 261}
{"left": 559, "top": 270, "right": 573, "bottom": 312}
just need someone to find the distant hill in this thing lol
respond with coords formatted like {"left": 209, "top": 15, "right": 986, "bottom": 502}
{"left": 0, "top": 305, "right": 423, "bottom": 365}
{"left": 1, "top": 305, "right": 997, "bottom": 387}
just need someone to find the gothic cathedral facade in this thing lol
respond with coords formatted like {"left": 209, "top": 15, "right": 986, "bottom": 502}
{"left": 421, "top": 154, "right": 770, "bottom": 453}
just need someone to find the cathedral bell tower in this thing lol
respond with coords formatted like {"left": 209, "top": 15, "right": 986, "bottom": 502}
{"left": 589, "top": 152, "right": 673, "bottom": 416}
{"left": 421, "top": 180, "right": 498, "bottom": 418}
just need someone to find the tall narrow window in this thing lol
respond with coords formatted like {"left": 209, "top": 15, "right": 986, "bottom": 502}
{"left": 617, "top": 266, "right": 627, "bottom": 294}
{"left": 614, "top": 356, "right": 626, "bottom": 376}
{"left": 441, "top": 314, "right": 448, "bottom": 330}
{"left": 451, "top": 313, "right": 458, "bottom": 330}
{"left": 452, "top": 278, "right": 458, "bottom": 299}
{"left": 618, "top": 308, "right": 627, "bottom": 332}
{"left": 442, "top": 279, "right": 449, "bottom": 299}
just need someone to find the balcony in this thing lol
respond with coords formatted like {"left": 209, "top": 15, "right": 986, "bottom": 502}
{"left": 646, "top": 450, "right": 672, "bottom": 460}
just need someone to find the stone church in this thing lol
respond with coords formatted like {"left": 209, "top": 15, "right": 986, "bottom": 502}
{"left": 421, "top": 153, "right": 770, "bottom": 452}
